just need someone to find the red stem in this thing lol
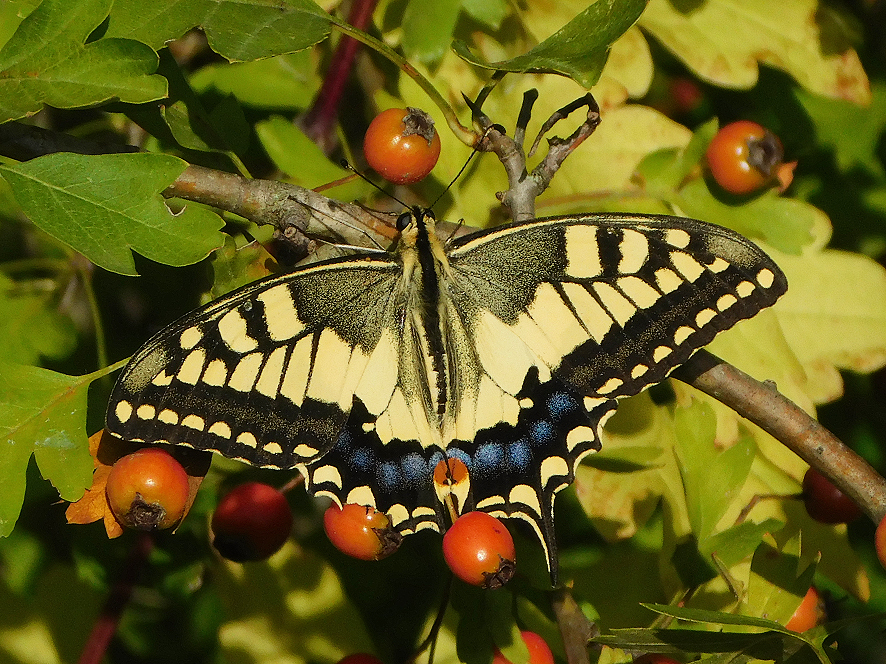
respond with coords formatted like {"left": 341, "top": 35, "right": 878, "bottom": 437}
{"left": 301, "top": 0, "right": 380, "bottom": 151}
{"left": 78, "top": 533, "right": 154, "bottom": 664}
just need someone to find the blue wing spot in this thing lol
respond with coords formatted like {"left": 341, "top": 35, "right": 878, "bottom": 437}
{"left": 529, "top": 420, "right": 556, "bottom": 447}
{"left": 349, "top": 447, "right": 373, "bottom": 473}
{"left": 546, "top": 391, "right": 580, "bottom": 422}
{"left": 446, "top": 447, "right": 471, "bottom": 469}
{"left": 336, "top": 429, "right": 353, "bottom": 449}
{"left": 401, "top": 452, "right": 428, "bottom": 487}
{"left": 506, "top": 439, "right": 532, "bottom": 473}
{"left": 474, "top": 442, "right": 505, "bottom": 479}
{"left": 377, "top": 461, "right": 401, "bottom": 491}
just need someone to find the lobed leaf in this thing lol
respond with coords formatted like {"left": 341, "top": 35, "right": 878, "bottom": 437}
{"left": 0, "top": 0, "right": 166, "bottom": 123}
{"left": 105, "top": 0, "right": 332, "bottom": 62}
{"left": 0, "top": 363, "right": 93, "bottom": 537}
{"left": 452, "top": 0, "right": 648, "bottom": 88}
{"left": 638, "top": 0, "right": 870, "bottom": 104}
{"left": 0, "top": 152, "right": 226, "bottom": 276}
{"left": 773, "top": 248, "right": 886, "bottom": 400}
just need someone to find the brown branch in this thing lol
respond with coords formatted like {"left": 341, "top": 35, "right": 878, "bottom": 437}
{"left": 165, "top": 164, "right": 397, "bottom": 254}
{"left": 551, "top": 586, "right": 597, "bottom": 664}
{"left": 673, "top": 349, "right": 886, "bottom": 524}
{"left": 464, "top": 92, "right": 602, "bottom": 222}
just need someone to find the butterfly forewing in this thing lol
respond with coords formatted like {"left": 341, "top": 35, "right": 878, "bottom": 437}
{"left": 107, "top": 257, "right": 406, "bottom": 468}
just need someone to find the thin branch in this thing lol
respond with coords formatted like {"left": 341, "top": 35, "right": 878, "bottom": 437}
{"left": 673, "top": 349, "right": 886, "bottom": 523}
{"left": 0, "top": 122, "right": 137, "bottom": 160}
{"left": 464, "top": 92, "right": 602, "bottom": 222}
{"left": 166, "top": 164, "right": 397, "bottom": 254}
{"left": 299, "top": 0, "right": 380, "bottom": 153}
{"left": 78, "top": 532, "right": 154, "bottom": 664}
{"left": 551, "top": 586, "right": 597, "bottom": 664}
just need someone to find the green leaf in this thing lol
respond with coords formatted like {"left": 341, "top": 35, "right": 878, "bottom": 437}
{"left": 0, "top": 363, "right": 93, "bottom": 537}
{"left": 0, "top": 152, "right": 226, "bottom": 276}
{"left": 677, "top": 178, "right": 820, "bottom": 255}
{"left": 638, "top": 0, "right": 870, "bottom": 104}
{"left": 461, "top": 0, "right": 509, "bottom": 30}
{"left": 699, "top": 519, "right": 784, "bottom": 570}
{"left": 593, "top": 625, "right": 785, "bottom": 658}
{"left": 0, "top": 0, "right": 166, "bottom": 123}
{"left": 106, "top": 0, "right": 332, "bottom": 62}
{"left": 189, "top": 51, "right": 321, "bottom": 110}
{"left": 0, "top": 275, "right": 77, "bottom": 365}
{"left": 634, "top": 119, "right": 717, "bottom": 196}
{"left": 452, "top": 0, "right": 648, "bottom": 88}
{"left": 747, "top": 537, "right": 816, "bottom": 626}
{"left": 580, "top": 444, "right": 662, "bottom": 473}
{"left": 402, "top": 0, "right": 462, "bottom": 64}
{"left": 795, "top": 82, "right": 886, "bottom": 178}
{"left": 152, "top": 49, "right": 251, "bottom": 159}
{"left": 674, "top": 402, "right": 755, "bottom": 542}
{"left": 255, "top": 117, "right": 369, "bottom": 200}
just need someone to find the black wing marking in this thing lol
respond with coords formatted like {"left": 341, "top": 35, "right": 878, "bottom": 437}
{"left": 106, "top": 256, "right": 404, "bottom": 468}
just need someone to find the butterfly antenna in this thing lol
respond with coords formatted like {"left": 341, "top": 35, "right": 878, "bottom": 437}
{"left": 428, "top": 123, "right": 503, "bottom": 210}
{"left": 340, "top": 159, "right": 413, "bottom": 211}
{"left": 429, "top": 146, "right": 480, "bottom": 210}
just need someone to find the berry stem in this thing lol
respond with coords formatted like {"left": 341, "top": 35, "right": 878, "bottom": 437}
{"left": 78, "top": 532, "right": 154, "bottom": 664}
{"left": 301, "top": 0, "right": 380, "bottom": 151}
{"left": 323, "top": 13, "right": 477, "bottom": 147}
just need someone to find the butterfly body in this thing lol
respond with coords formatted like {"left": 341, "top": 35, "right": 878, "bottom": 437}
{"left": 107, "top": 210, "right": 787, "bottom": 582}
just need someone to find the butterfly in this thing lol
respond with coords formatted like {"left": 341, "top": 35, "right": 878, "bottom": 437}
{"left": 106, "top": 208, "right": 786, "bottom": 583}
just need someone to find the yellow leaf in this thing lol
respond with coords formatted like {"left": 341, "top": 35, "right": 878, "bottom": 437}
{"left": 639, "top": 0, "right": 870, "bottom": 104}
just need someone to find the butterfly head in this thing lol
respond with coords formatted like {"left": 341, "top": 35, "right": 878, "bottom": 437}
{"left": 395, "top": 207, "right": 438, "bottom": 249}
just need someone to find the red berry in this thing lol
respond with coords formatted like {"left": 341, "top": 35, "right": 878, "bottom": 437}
{"left": 363, "top": 107, "right": 441, "bottom": 185}
{"left": 633, "top": 656, "right": 680, "bottom": 664}
{"left": 706, "top": 120, "right": 784, "bottom": 195}
{"left": 669, "top": 77, "right": 703, "bottom": 115}
{"left": 323, "top": 503, "right": 401, "bottom": 561}
{"left": 442, "top": 511, "right": 516, "bottom": 588}
{"left": 336, "top": 655, "right": 384, "bottom": 664}
{"left": 492, "top": 631, "right": 554, "bottom": 664}
{"left": 802, "top": 467, "right": 862, "bottom": 524}
{"left": 105, "top": 447, "right": 189, "bottom": 530}
{"left": 785, "top": 586, "right": 825, "bottom": 632}
{"left": 211, "top": 482, "right": 293, "bottom": 562}
{"left": 875, "top": 514, "right": 886, "bottom": 570}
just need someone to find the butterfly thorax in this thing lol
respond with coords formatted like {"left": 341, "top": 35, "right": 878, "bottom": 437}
{"left": 396, "top": 210, "right": 453, "bottom": 435}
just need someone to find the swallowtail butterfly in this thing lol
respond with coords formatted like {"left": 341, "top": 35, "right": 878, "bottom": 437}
{"left": 106, "top": 209, "right": 786, "bottom": 582}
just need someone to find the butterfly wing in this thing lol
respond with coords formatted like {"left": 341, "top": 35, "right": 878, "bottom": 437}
{"left": 106, "top": 255, "right": 408, "bottom": 470}
{"left": 438, "top": 213, "right": 787, "bottom": 578}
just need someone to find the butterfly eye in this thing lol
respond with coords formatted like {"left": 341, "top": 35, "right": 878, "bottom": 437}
{"left": 396, "top": 212, "right": 412, "bottom": 231}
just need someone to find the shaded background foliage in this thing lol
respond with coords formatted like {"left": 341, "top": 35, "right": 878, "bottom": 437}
{"left": 1, "top": 0, "right": 886, "bottom": 663}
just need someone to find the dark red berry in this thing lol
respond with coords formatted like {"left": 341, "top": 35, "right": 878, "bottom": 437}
{"left": 802, "top": 467, "right": 862, "bottom": 524}
{"left": 212, "top": 482, "right": 293, "bottom": 562}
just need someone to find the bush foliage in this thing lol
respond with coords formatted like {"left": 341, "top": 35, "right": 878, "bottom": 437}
{"left": 1, "top": 0, "right": 886, "bottom": 663}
